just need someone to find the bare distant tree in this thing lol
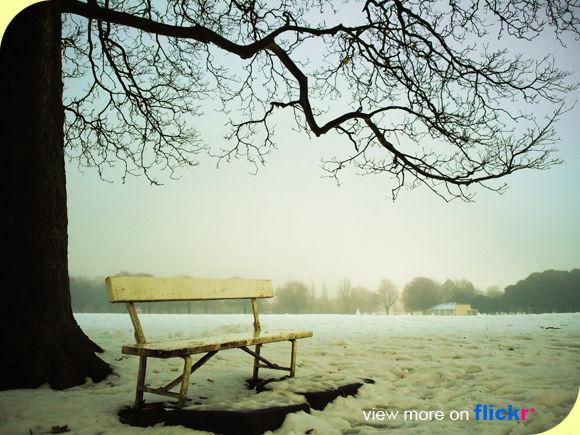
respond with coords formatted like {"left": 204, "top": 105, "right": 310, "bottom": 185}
{"left": 2, "top": 0, "right": 578, "bottom": 390}
{"left": 350, "top": 286, "right": 378, "bottom": 313}
{"left": 275, "top": 281, "right": 309, "bottom": 314}
{"left": 377, "top": 279, "right": 399, "bottom": 314}
{"left": 338, "top": 279, "right": 353, "bottom": 313}
{"left": 321, "top": 281, "right": 329, "bottom": 303}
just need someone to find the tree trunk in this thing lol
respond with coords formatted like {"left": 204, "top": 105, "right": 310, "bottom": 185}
{"left": 0, "top": 2, "right": 112, "bottom": 390}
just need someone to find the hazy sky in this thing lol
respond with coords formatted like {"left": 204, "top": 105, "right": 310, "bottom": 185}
{"left": 64, "top": 5, "right": 580, "bottom": 296}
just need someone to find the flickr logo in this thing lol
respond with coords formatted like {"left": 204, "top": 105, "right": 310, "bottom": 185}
{"left": 474, "top": 404, "right": 535, "bottom": 421}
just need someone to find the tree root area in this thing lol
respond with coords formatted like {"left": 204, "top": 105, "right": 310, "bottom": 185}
{"left": 118, "top": 382, "right": 367, "bottom": 434}
{"left": 0, "top": 324, "right": 112, "bottom": 391}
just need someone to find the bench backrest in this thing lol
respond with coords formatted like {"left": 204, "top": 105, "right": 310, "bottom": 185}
{"left": 106, "top": 276, "right": 273, "bottom": 302}
{"left": 105, "top": 276, "right": 272, "bottom": 343}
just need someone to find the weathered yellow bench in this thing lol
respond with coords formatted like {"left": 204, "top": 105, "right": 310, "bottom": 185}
{"left": 106, "top": 276, "right": 313, "bottom": 409}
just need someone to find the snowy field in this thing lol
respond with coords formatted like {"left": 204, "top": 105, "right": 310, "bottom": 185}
{"left": 1, "top": 313, "right": 579, "bottom": 434}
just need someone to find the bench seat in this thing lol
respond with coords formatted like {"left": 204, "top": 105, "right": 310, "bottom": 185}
{"left": 122, "top": 329, "right": 313, "bottom": 358}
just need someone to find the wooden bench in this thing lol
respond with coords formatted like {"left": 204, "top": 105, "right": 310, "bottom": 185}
{"left": 106, "top": 276, "right": 313, "bottom": 409}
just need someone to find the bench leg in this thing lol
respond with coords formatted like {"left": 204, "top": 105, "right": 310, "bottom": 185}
{"left": 252, "top": 344, "right": 262, "bottom": 381}
{"left": 178, "top": 355, "right": 193, "bottom": 408}
{"left": 136, "top": 356, "right": 147, "bottom": 409}
{"left": 290, "top": 339, "right": 297, "bottom": 377}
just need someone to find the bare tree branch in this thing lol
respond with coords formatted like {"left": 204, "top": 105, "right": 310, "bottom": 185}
{"left": 61, "top": 0, "right": 579, "bottom": 199}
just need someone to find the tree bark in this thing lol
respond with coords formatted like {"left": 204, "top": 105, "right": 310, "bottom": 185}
{"left": 0, "top": 2, "right": 112, "bottom": 390}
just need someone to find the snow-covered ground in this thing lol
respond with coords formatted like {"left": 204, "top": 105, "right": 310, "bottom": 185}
{"left": 1, "top": 313, "right": 579, "bottom": 434}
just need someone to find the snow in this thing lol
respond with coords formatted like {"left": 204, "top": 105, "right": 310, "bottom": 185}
{"left": 1, "top": 313, "right": 579, "bottom": 434}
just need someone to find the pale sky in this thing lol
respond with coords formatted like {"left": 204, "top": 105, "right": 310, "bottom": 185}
{"left": 64, "top": 7, "right": 580, "bottom": 296}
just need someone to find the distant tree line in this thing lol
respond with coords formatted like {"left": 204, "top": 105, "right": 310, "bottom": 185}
{"left": 70, "top": 273, "right": 399, "bottom": 314}
{"left": 401, "top": 269, "right": 580, "bottom": 314}
{"left": 71, "top": 269, "right": 580, "bottom": 314}
{"left": 503, "top": 269, "right": 580, "bottom": 313}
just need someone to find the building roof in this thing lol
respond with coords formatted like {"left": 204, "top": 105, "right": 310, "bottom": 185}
{"left": 431, "top": 303, "right": 457, "bottom": 310}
